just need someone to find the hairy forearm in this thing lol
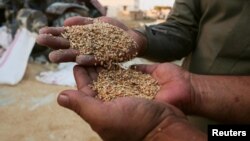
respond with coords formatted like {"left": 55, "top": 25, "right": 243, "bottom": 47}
{"left": 191, "top": 74, "right": 250, "bottom": 123}
{"left": 144, "top": 117, "right": 206, "bottom": 141}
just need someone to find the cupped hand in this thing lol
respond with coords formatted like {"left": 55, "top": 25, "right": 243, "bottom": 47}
{"left": 135, "top": 63, "right": 197, "bottom": 114}
{"left": 57, "top": 65, "right": 203, "bottom": 141}
{"left": 58, "top": 90, "right": 190, "bottom": 141}
{"left": 71, "top": 62, "right": 197, "bottom": 114}
{"left": 36, "top": 16, "right": 147, "bottom": 65}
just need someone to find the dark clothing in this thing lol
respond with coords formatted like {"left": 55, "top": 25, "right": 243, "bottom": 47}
{"left": 143, "top": 0, "right": 250, "bottom": 75}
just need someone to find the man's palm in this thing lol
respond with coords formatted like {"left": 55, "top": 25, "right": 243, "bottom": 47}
{"left": 137, "top": 63, "right": 193, "bottom": 112}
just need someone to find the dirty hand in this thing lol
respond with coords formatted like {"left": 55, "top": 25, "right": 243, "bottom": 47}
{"left": 135, "top": 63, "right": 196, "bottom": 114}
{"left": 36, "top": 16, "right": 147, "bottom": 65}
{"left": 57, "top": 66, "right": 205, "bottom": 141}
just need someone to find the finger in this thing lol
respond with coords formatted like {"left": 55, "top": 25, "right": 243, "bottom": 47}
{"left": 154, "top": 88, "right": 185, "bottom": 112}
{"left": 96, "top": 67, "right": 103, "bottom": 74}
{"left": 127, "top": 29, "right": 145, "bottom": 55}
{"left": 97, "top": 17, "right": 129, "bottom": 31}
{"left": 64, "top": 16, "right": 94, "bottom": 26}
{"left": 49, "top": 49, "right": 79, "bottom": 63}
{"left": 58, "top": 90, "right": 106, "bottom": 124}
{"left": 73, "top": 65, "right": 97, "bottom": 96}
{"left": 86, "top": 67, "right": 99, "bottom": 81}
{"left": 76, "top": 55, "right": 99, "bottom": 66}
{"left": 39, "top": 27, "right": 64, "bottom": 36}
{"left": 132, "top": 64, "right": 159, "bottom": 75}
{"left": 36, "top": 34, "right": 70, "bottom": 49}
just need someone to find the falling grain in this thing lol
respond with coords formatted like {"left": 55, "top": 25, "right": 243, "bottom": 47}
{"left": 62, "top": 20, "right": 160, "bottom": 101}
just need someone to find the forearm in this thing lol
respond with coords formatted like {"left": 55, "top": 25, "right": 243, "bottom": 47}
{"left": 136, "top": 22, "right": 196, "bottom": 62}
{"left": 144, "top": 116, "right": 206, "bottom": 141}
{"left": 134, "top": 0, "right": 201, "bottom": 62}
{"left": 191, "top": 74, "right": 250, "bottom": 123}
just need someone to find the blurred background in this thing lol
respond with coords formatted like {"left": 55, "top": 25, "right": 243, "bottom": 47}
{"left": 0, "top": 0, "right": 175, "bottom": 141}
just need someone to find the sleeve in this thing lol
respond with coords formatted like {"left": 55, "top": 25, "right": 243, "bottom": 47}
{"left": 140, "top": 0, "right": 201, "bottom": 62}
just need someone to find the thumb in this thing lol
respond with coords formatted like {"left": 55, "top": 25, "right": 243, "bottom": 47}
{"left": 132, "top": 64, "right": 159, "bottom": 74}
{"left": 57, "top": 90, "right": 105, "bottom": 124}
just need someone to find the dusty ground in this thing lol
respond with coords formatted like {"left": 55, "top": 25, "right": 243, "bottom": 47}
{"left": 0, "top": 62, "right": 101, "bottom": 141}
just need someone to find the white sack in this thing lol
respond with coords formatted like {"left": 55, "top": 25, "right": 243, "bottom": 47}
{"left": 36, "top": 63, "right": 76, "bottom": 87}
{"left": 0, "top": 28, "right": 37, "bottom": 85}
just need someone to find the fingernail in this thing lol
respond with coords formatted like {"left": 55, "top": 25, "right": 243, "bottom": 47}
{"left": 130, "top": 65, "right": 137, "bottom": 70}
{"left": 38, "top": 27, "right": 47, "bottom": 34}
{"left": 58, "top": 94, "right": 69, "bottom": 107}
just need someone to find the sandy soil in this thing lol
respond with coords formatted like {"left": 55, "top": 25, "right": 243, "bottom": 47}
{"left": 0, "top": 62, "right": 101, "bottom": 141}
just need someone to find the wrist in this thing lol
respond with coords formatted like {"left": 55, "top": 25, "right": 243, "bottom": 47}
{"left": 188, "top": 73, "right": 204, "bottom": 115}
{"left": 144, "top": 115, "right": 206, "bottom": 141}
{"left": 129, "top": 28, "right": 148, "bottom": 56}
{"left": 173, "top": 70, "right": 202, "bottom": 115}
{"left": 189, "top": 74, "right": 250, "bottom": 123}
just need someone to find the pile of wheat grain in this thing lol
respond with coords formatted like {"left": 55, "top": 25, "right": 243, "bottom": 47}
{"left": 92, "top": 68, "right": 160, "bottom": 101}
{"left": 62, "top": 20, "right": 160, "bottom": 101}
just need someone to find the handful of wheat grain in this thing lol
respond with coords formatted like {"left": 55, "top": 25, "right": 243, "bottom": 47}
{"left": 62, "top": 20, "right": 138, "bottom": 67}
